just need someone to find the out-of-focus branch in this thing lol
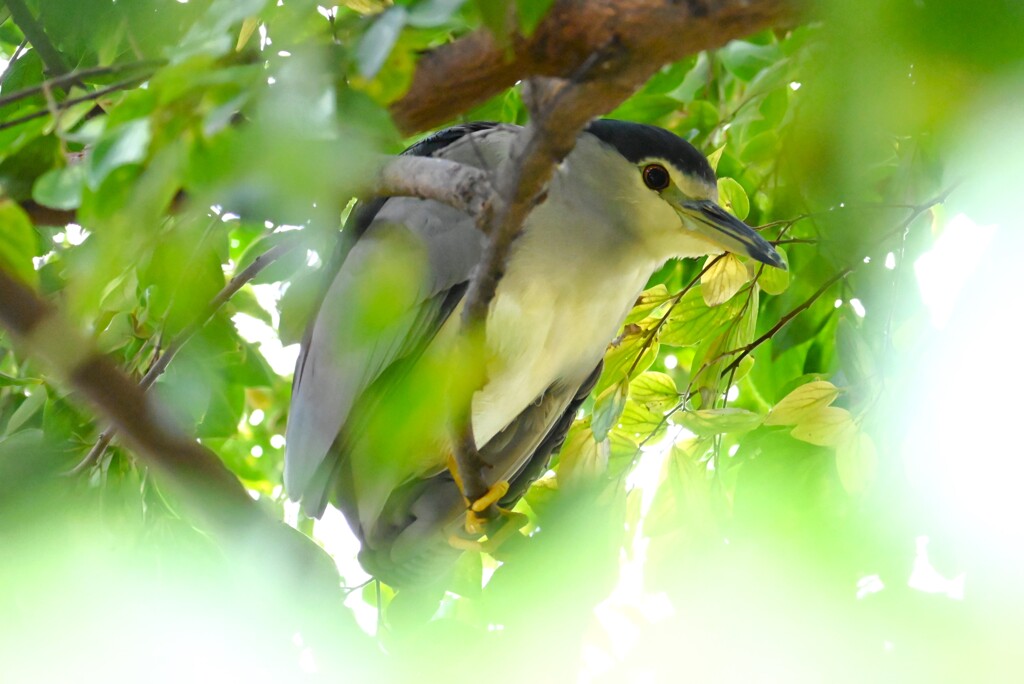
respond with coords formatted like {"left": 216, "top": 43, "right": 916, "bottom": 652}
{"left": 390, "top": 0, "right": 796, "bottom": 135}
{"left": 0, "top": 266, "right": 256, "bottom": 532}
{"left": 0, "top": 264, "right": 373, "bottom": 661}
{"left": 0, "top": 59, "right": 164, "bottom": 109}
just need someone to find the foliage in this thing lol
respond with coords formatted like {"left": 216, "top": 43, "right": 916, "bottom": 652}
{"left": 1, "top": 0, "right": 1023, "bottom": 681}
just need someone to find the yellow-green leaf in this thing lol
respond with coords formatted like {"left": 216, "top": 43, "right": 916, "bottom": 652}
{"left": 758, "top": 245, "right": 790, "bottom": 295}
{"left": 629, "top": 371, "right": 679, "bottom": 411}
{"left": 702, "top": 253, "right": 749, "bottom": 306}
{"left": 717, "top": 177, "right": 749, "bottom": 221}
{"left": 790, "top": 406, "right": 856, "bottom": 447}
{"left": 706, "top": 144, "right": 725, "bottom": 172}
{"left": 678, "top": 407, "right": 764, "bottom": 437}
{"left": 659, "top": 287, "right": 738, "bottom": 347}
{"left": 558, "top": 425, "right": 607, "bottom": 486}
{"left": 235, "top": 16, "right": 260, "bottom": 52}
{"left": 618, "top": 401, "right": 665, "bottom": 436}
{"left": 836, "top": 430, "right": 878, "bottom": 494}
{"left": 765, "top": 380, "right": 841, "bottom": 426}
{"left": 624, "top": 283, "right": 673, "bottom": 325}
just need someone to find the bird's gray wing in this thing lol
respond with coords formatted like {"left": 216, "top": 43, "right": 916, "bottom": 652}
{"left": 284, "top": 123, "right": 518, "bottom": 517}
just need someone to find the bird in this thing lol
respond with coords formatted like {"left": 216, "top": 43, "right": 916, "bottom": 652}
{"left": 284, "top": 120, "right": 785, "bottom": 587}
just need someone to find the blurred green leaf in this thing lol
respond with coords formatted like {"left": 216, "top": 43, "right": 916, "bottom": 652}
{"left": 357, "top": 6, "right": 408, "bottom": 78}
{"left": 32, "top": 164, "right": 85, "bottom": 210}
{"left": 87, "top": 119, "right": 152, "bottom": 189}
{"left": 0, "top": 199, "right": 39, "bottom": 286}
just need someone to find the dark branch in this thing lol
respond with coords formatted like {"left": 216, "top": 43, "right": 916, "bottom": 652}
{"left": 390, "top": 0, "right": 796, "bottom": 135}
{"left": 0, "top": 59, "right": 164, "bottom": 109}
{"left": 0, "top": 76, "right": 148, "bottom": 133}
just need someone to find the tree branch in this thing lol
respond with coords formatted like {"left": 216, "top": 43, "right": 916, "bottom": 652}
{"left": 0, "top": 75, "right": 149, "bottom": 132}
{"left": 0, "top": 266, "right": 255, "bottom": 532}
{"left": 390, "top": 0, "right": 796, "bottom": 135}
{"left": 0, "top": 59, "right": 164, "bottom": 110}
{"left": 374, "top": 155, "right": 495, "bottom": 222}
{"left": 0, "top": 265, "right": 373, "bottom": 662}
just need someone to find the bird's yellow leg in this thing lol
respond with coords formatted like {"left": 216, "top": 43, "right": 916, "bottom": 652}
{"left": 446, "top": 454, "right": 512, "bottom": 534}
{"left": 448, "top": 508, "right": 530, "bottom": 553}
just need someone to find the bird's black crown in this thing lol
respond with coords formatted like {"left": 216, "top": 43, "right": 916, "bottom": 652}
{"left": 586, "top": 119, "right": 717, "bottom": 187}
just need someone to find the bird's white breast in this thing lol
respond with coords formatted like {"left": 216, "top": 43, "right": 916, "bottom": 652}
{"left": 469, "top": 197, "right": 657, "bottom": 446}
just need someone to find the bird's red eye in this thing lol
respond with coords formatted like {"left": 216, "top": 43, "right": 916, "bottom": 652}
{"left": 642, "top": 164, "right": 670, "bottom": 190}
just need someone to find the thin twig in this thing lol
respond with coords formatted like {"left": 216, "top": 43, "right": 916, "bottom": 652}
{"left": 722, "top": 267, "right": 852, "bottom": 376}
{"left": 0, "top": 59, "right": 164, "bottom": 109}
{"left": 67, "top": 239, "right": 298, "bottom": 475}
{"left": 0, "top": 76, "right": 147, "bottom": 132}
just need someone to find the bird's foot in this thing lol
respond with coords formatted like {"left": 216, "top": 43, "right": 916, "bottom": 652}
{"left": 448, "top": 508, "right": 530, "bottom": 554}
{"left": 446, "top": 454, "right": 509, "bottom": 534}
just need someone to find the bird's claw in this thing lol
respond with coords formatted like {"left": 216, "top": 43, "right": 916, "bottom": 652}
{"left": 449, "top": 508, "right": 530, "bottom": 553}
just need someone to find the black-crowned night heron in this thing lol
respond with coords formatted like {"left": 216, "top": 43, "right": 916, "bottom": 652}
{"left": 285, "top": 120, "right": 784, "bottom": 586}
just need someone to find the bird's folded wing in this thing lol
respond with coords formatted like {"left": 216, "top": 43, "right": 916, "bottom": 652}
{"left": 284, "top": 199, "right": 484, "bottom": 516}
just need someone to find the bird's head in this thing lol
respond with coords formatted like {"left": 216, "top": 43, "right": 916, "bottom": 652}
{"left": 584, "top": 120, "right": 786, "bottom": 270}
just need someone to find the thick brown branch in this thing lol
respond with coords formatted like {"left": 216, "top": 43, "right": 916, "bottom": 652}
{"left": 0, "top": 266, "right": 256, "bottom": 533}
{"left": 390, "top": 0, "right": 796, "bottom": 135}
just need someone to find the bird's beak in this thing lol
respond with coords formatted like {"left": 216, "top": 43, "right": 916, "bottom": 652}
{"left": 669, "top": 193, "right": 786, "bottom": 270}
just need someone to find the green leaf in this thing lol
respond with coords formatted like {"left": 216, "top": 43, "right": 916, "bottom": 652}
{"left": 764, "top": 380, "right": 840, "bottom": 426}
{"left": 706, "top": 145, "right": 726, "bottom": 173}
{"left": 717, "top": 177, "right": 749, "bottom": 221}
{"left": 719, "top": 40, "right": 780, "bottom": 81}
{"left": 629, "top": 372, "right": 679, "bottom": 412}
{"left": 678, "top": 408, "right": 763, "bottom": 437}
{"left": 357, "top": 6, "right": 409, "bottom": 78}
{"left": 32, "top": 164, "right": 85, "bottom": 210}
{"left": 624, "top": 283, "right": 673, "bottom": 325}
{"left": 758, "top": 246, "right": 790, "bottom": 295}
{"left": 5, "top": 386, "right": 46, "bottom": 436}
{"left": 790, "top": 406, "right": 856, "bottom": 447}
{"left": 659, "top": 287, "right": 739, "bottom": 347}
{"left": 0, "top": 199, "right": 39, "bottom": 286}
{"left": 408, "top": 0, "right": 469, "bottom": 27}
{"left": 741, "top": 130, "right": 779, "bottom": 165}
{"left": 87, "top": 119, "right": 152, "bottom": 189}
{"left": 476, "top": 0, "right": 512, "bottom": 39}
{"left": 598, "top": 331, "right": 659, "bottom": 394}
{"left": 515, "top": 0, "right": 554, "bottom": 34}
{"left": 701, "top": 254, "right": 749, "bottom": 306}
{"left": 618, "top": 401, "right": 665, "bottom": 437}
{"left": 558, "top": 425, "right": 606, "bottom": 486}
{"left": 592, "top": 377, "right": 628, "bottom": 442}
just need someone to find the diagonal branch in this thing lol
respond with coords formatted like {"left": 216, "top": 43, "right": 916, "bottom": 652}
{"left": 0, "top": 266, "right": 257, "bottom": 533}
{"left": 0, "top": 59, "right": 164, "bottom": 109}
